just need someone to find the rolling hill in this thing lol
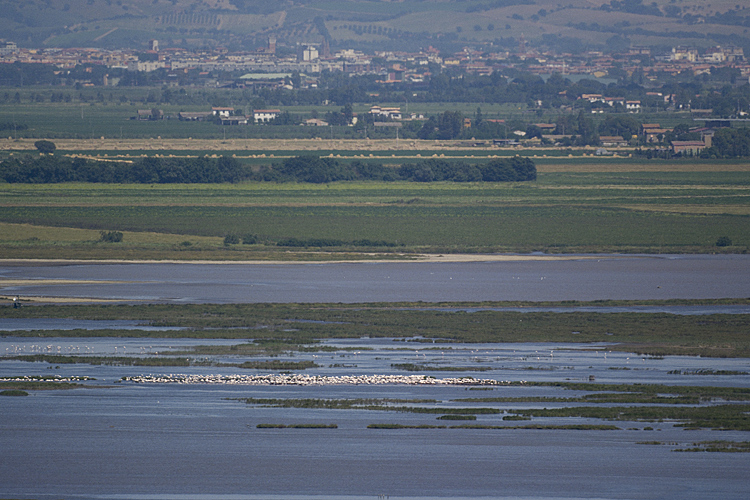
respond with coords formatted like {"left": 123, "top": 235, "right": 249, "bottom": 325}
{"left": 0, "top": 0, "right": 748, "bottom": 55}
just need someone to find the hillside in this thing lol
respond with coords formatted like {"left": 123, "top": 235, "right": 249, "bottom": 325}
{"left": 0, "top": 0, "right": 748, "bottom": 55}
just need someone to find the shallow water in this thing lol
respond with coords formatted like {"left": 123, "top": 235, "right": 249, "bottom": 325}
{"left": 2, "top": 255, "right": 750, "bottom": 303}
{"left": 1, "top": 337, "right": 749, "bottom": 500}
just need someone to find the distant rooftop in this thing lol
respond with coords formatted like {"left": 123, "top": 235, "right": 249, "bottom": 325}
{"left": 239, "top": 73, "right": 292, "bottom": 80}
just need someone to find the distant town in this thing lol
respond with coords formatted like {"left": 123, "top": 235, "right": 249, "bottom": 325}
{"left": 0, "top": 37, "right": 746, "bottom": 91}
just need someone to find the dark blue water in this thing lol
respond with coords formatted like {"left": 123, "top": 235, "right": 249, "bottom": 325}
{"left": 2, "top": 255, "right": 750, "bottom": 303}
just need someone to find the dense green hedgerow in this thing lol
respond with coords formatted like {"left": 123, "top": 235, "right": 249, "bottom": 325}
{"left": 253, "top": 156, "right": 536, "bottom": 183}
{"left": 0, "top": 154, "right": 536, "bottom": 184}
{"left": 0, "top": 155, "right": 246, "bottom": 183}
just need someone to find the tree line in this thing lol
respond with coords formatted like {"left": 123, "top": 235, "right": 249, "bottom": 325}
{"left": 0, "top": 154, "right": 536, "bottom": 184}
{"left": 0, "top": 155, "right": 246, "bottom": 183}
{"left": 253, "top": 155, "right": 537, "bottom": 183}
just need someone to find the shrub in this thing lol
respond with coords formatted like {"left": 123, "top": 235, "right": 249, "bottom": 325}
{"left": 437, "top": 414, "right": 477, "bottom": 420}
{"left": 0, "top": 390, "right": 29, "bottom": 396}
{"left": 241, "top": 234, "right": 259, "bottom": 245}
{"left": 223, "top": 234, "right": 240, "bottom": 246}
{"left": 99, "top": 231, "right": 123, "bottom": 243}
{"left": 716, "top": 236, "right": 732, "bottom": 247}
{"left": 34, "top": 140, "right": 56, "bottom": 154}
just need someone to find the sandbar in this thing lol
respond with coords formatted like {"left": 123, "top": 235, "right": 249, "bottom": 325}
{"left": 0, "top": 254, "right": 632, "bottom": 267}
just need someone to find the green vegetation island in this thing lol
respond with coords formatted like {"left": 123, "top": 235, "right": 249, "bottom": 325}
{"left": 3, "top": 300, "right": 750, "bottom": 358}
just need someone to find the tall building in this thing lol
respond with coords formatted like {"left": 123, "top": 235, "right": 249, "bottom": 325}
{"left": 302, "top": 46, "right": 319, "bottom": 62}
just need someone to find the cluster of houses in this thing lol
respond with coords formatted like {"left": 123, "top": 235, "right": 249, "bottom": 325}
{"left": 176, "top": 107, "right": 280, "bottom": 124}
{"left": 641, "top": 123, "right": 713, "bottom": 154}
{"left": 141, "top": 105, "right": 426, "bottom": 127}
{"left": 579, "top": 94, "right": 642, "bottom": 112}
{"left": 135, "top": 106, "right": 283, "bottom": 125}
{"left": 135, "top": 103, "right": 726, "bottom": 155}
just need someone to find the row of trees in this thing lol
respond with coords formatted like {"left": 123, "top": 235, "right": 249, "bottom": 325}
{"left": 0, "top": 154, "right": 536, "bottom": 184}
{"left": 0, "top": 155, "right": 247, "bottom": 184}
{"left": 253, "top": 155, "right": 536, "bottom": 183}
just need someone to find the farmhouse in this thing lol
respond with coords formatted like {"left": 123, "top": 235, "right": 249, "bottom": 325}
{"left": 178, "top": 112, "right": 212, "bottom": 121}
{"left": 626, "top": 100, "right": 641, "bottom": 112}
{"left": 253, "top": 109, "right": 281, "bottom": 123}
{"left": 303, "top": 118, "right": 329, "bottom": 126}
{"left": 599, "top": 136, "right": 629, "bottom": 147}
{"left": 534, "top": 123, "right": 557, "bottom": 132}
{"left": 220, "top": 116, "right": 249, "bottom": 125}
{"left": 369, "top": 106, "right": 402, "bottom": 120}
{"left": 642, "top": 123, "right": 671, "bottom": 143}
{"left": 671, "top": 140, "right": 706, "bottom": 155}
{"left": 211, "top": 107, "right": 234, "bottom": 117}
{"left": 580, "top": 93, "right": 603, "bottom": 103}
{"left": 603, "top": 97, "right": 625, "bottom": 107}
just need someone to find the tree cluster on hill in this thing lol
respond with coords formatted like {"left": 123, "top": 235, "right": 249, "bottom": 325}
{"left": 0, "top": 155, "right": 248, "bottom": 183}
{"left": 253, "top": 155, "right": 536, "bottom": 183}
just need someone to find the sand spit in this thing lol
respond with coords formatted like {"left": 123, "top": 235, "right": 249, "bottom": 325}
{"left": 0, "top": 254, "right": 627, "bottom": 267}
{"left": 0, "top": 279, "right": 132, "bottom": 285}
{"left": 0, "top": 295, "right": 124, "bottom": 304}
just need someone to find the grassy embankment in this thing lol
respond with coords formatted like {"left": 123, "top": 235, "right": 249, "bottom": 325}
{"left": 0, "top": 158, "right": 748, "bottom": 259}
{"left": 2, "top": 301, "right": 750, "bottom": 358}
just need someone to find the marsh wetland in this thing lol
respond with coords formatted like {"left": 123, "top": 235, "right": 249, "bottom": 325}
{"left": 2, "top": 295, "right": 750, "bottom": 500}
{"left": 2, "top": 332, "right": 750, "bottom": 500}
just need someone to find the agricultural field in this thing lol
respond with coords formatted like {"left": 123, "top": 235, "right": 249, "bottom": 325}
{"left": 1, "top": 158, "right": 748, "bottom": 260}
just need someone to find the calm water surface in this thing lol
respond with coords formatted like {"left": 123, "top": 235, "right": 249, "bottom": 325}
{"left": 2, "top": 255, "right": 750, "bottom": 303}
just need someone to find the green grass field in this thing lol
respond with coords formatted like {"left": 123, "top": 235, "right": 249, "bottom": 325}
{"left": 0, "top": 167, "right": 748, "bottom": 259}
